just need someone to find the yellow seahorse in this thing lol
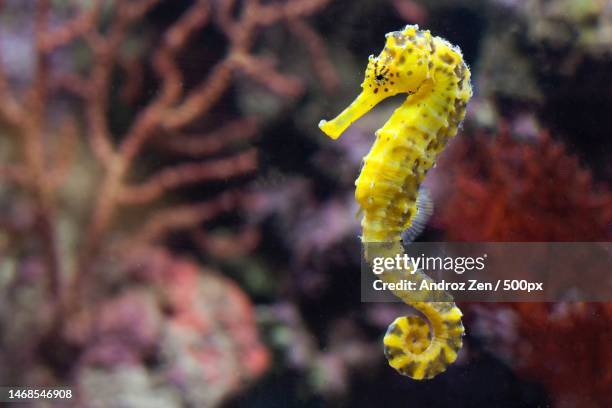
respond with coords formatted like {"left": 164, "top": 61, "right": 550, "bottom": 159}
{"left": 319, "top": 25, "right": 472, "bottom": 380}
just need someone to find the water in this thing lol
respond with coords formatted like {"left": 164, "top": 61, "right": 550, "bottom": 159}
{"left": 0, "top": 1, "right": 610, "bottom": 407}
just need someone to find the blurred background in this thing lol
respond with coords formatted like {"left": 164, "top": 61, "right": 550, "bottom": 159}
{"left": 0, "top": 0, "right": 610, "bottom": 406}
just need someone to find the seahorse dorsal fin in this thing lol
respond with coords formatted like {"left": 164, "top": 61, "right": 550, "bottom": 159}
{"left": 402, "top": 188, "right": 434, "bottom": 243}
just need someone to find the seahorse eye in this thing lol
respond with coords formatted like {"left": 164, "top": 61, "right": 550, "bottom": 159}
{"left": 376, "top": 74, "right": 385, "bottom": 81}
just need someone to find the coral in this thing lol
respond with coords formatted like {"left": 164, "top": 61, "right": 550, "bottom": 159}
{"left": 70, "top": 247, "right": 269, "bottom": 407}
{"left": 509, "top": 302, "right": 612, "bottom": 406}
{"left": 470, "top": 302, "right": 612, "bottom": 407}
{"left": 258, "top": 302, "right": 379, "bottom": 398}
{"left": 475, "top": 31, "right": 543, "bottom": 103}
{"left": 432, "top": 126, "right": 612, "bottom": 241}
{"left": 523, "top": 0, "right": 612, "bottom": 59}
{"left": 0, "top": 0, "right": 334, "bottom": 399}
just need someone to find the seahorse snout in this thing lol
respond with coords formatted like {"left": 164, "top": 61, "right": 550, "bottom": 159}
{"left": 318, "top": 89, "right": 386, "bottom": 139}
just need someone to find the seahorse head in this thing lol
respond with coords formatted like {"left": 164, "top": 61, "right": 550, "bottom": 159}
{"left": 319, "top": 25, "right": 432, "bottom": 139}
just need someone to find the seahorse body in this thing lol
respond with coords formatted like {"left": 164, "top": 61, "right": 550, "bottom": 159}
{"left": 319, "top": 25, "right": 472, "bottom": 380}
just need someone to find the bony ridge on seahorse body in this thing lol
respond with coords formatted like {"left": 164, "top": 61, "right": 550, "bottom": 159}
{"left": 318, "top": 25, "right": 472, "bottom": 380}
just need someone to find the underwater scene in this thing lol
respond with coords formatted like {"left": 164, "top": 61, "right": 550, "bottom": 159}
{"left": 0, "top": 0, "right": 611, "bottom": 407}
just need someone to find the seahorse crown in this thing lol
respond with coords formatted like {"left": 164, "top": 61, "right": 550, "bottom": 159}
{"left": 319, "top": 24, "right": 470, "bottom": 142}
{"left": 363, "top": 26, "right": 433, "bottom": 98}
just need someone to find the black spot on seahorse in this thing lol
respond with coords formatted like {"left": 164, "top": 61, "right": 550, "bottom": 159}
{"left": 423, "top": 359, "right": 438, "bottom": 379}
{"left": 436, "top": 303, "right": 454, "bottom": 313}
{"left": 387, "top": 48, "right": 396, "bottom": 58}
{"left": 426, "top": 139, "right": 438, "bottom": 151}
{"left": 440, "top": 53, "right": 454, "bottom": 65}
{"left": 458, "top": 77, "right": 465, "bottom": 90}
{"left": 444, "top": 321, "right": 463, "bottom": 337}
{"left": 408, "top": 315, "right": 428, "bottom": 329}
{"left": 387, "top": 323, "right": 404, "bottom": 337}
{"left": 454, "top": 63, "right": 465, "bottom": 79}
{"left": 384, "top": 346, "right": 405, "bottom": 360}
{"left": 398, "top": 362, "right": 419, "bottom": 377}
{"left": 426, "top": 349, "right": 450, "bottom": 377}
{"left": 446, "top": 336, "right": 463, "bottom": 352}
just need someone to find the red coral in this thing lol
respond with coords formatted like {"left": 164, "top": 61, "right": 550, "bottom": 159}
{"left": 510, "top": 302, "right": 612, "bottom": 406}
{"left": 433, "top": 127, "right": 612, "bottom": 241}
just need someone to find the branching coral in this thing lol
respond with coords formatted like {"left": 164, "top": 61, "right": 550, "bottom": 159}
{"left": 0, "top": 0, "right": 334, "bottom": 398}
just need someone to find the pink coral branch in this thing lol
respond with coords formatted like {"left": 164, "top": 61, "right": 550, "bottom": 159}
{"left": 153, "top": 0, "right": 211, "bottom": 105}
{"left": 215, "top": 0, "right": 238, "bottom": 37}
{"left": 0, "top": 64, "right": 24, "bottom": 126}
{"left": 83, "top": 0, "right": 162, "bottom": 165}
{"left": 50, "top": 73, "right": 92, "bottom": 98}
{"left": 118, "top": 58, "right": 145, "bottom": 104}
{"left": 40, "top": 0, "right": 105, "bottom": 52}
{"left": 121, "top": 0, "right": 162, "bottom": 20}
{"left": 131, "top": 192, "right": 241, "bottom": 243}
{"left": 119, "top": 149, "right": 257, "bottom": 205}
{"left": 0, "top": 165, "right": 29, "bottom": 185}
{"left": 49, "top": 117, "right": 79, "bottom": 189}
{"left": 192, "top": 226, "right": 261, "bottom": 258}
{"left": 287, "top": 18, "right": 339, "bottom": 93}
{"left": 118, "top": 0, "right": 211, "bottom": 161}
{"left": 255, "top": 0, "right": 333, "bottom": 25}
{"left": 158, "top": 117, "right": 259, "bottom": 157}
{"left": 163, "top": 0, "right": 211, "bottom": 52}
{"left": 16, "top": 0, "right": 66, "bottom": 305}
{"left": 0, "top": 3, "right": 24, "bottom": 126}
{"left": 231, "top": 53, "right": 304, "bottom": 97}
{"left": 161, "top": 59, "right": 234, "bottom": 131}
{"left": 75, "top": 0, "right": 216, "bottom": 295}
